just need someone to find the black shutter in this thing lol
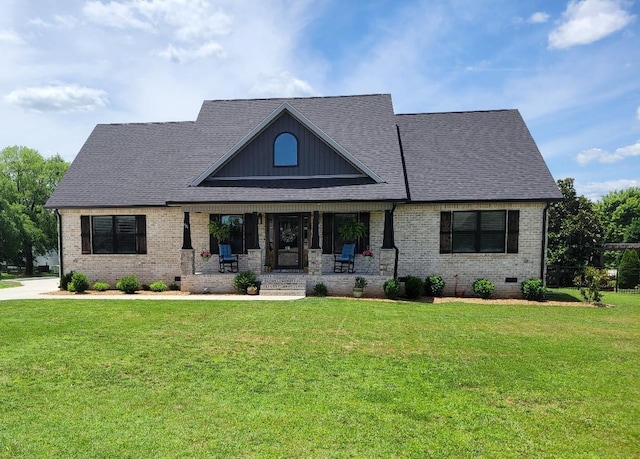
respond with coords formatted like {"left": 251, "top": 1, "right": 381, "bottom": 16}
{"left": 440, "top": 211, "right": 452, "bottom": 254}
{"left": 244, "top": 213, "right": 258, "bottom": 251}
{"left": 322, "top": 213, "right": 333, "bottom": 254}
{"left": 358, "top": 212, "right": 370, "bottom": 253}
{"left": 135, "top": 215, "right": 147, "bottom": 254}
{"left": 81, "top": 216, "right": 91, "bottom": 254}
{"left": 507, "top": 210, "right": 520, "bottom": 254}
{"left": 210, "top": 214, "right": 220, "bottom": 254}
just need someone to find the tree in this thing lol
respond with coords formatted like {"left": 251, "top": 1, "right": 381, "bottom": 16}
{"left": 596, "top": 187, "right": 640, "bottom": 242}
{"left": 0, "top": 146, "right": 69, "bottom": 274}
{"left": 547, "top": 178, "right": 604, "bottom": 267}
{"left": 618, "top": 249, "right": 640, "bottom": 289}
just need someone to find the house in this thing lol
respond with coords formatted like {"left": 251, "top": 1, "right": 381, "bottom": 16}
{"left": 45, "top": 94, "right": 561, "bottom": 297}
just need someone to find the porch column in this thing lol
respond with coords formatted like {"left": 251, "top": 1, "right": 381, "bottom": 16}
{"left": 248, "top": 248, "right": 262, "bottom": 274}
{"left": 311, "top": 211, "right": 320, "bottom": 249}
{"left": 181, "top": 249, "right": 195, "bottom": 275}
{"left": 182, "top": 212, "right": 192, "bottom": 250}
{"left": 308, "top": 249, "right": 322, "bottom": 275}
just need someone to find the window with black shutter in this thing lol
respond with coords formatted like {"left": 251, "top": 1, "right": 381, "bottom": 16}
{"left": 440, "top": 210, "right": 518, "bottom": 254}
{"left": 88, "top": 215, "right": 146, "bottom": 254}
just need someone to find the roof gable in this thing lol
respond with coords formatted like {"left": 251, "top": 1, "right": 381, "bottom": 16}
{"left": 192, "top": 102, "right": 383, "bottom": 186}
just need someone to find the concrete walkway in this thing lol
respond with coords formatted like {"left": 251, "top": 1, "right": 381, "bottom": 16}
{"left": 0, "top": 277, "right": 304, "bottom": 301}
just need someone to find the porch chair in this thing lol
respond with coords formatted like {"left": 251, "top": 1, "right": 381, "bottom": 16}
{"left": 218, "top": 243, "right": 239, "bottom": 273}
{"left": 334, "top": 242, "right": 356, "bottom": 273}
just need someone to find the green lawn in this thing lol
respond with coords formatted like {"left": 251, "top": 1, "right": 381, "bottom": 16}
{"left": 0, "top": 280, "right": 20, "bottom": 289}
{"left": 1, "top": 295, "right": 638, "bottom": 458}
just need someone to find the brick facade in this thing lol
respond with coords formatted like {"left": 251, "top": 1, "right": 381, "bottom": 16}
{"left": 60, "top": 202, "right": 548, "bottom": 297}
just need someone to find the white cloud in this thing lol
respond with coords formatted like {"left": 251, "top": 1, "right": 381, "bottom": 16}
{"left": 0, "top": 29, "right": 24, "bottom": 45}
{"left": 548, "top": 0, "right": 635, "bottom": 49}
{"left": 156, "top": 41, "right": 225, "bottom": 62}
{"left": 529, "top": 12, "right": 550, "bottom": 23}
{"left": 577, "top": 178, "right": 640, "bottom": 200}
{"left": 249, "top": 72, "right": 316, "bottom": 98}
{"left": 576, "top": 140, "right": 640, "bottom": 164}
{"left": 4, "top": 84, "right": 108, "bottom": 113}
{"left": 28, "top": 15, "right": 78, "bottom": 29}
{"left": 83, "top": 0, "right": 232, "bottom": 41}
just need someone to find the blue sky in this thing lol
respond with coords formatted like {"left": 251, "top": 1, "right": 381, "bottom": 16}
{"left": 1, "top": 0, "right": 638, "bottom": 201}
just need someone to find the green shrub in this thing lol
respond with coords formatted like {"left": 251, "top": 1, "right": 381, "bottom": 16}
{"left": 60, "top": 271, "right": 75, "bottom": 291}
{"left": 116, "top": 275, "right": 140, "bottom": 294}
{"left": 404, "top": 275, "right": 424, "bottom": 299}
{"left": 424, "top": 275, "right": 445, "bottom": 297}
{"left": 354, "top": 277, "right": 368, "bottom": 289}
{"left": 313, "top": 282, "right": 328, "bottom": 297}
{"left": 618, "top": 249, "right": 640, "bottom": 289}
{"left": 233, "top": 271, "right": 260, "bottom": 294}
{"left": 168, "top": 283, "right": 180, "bottom": 291}
{"left": 150, "top": 280, "right": 168, "bottom": 292}
{"left": 383, "top": 278, "right": 401, "bottom": 299}
{"left": 70, "top": 272, "right": 89, "bottom": 293}
{"left": 93, "top": 282, "right": 110, "bottom": 292}
{"left": 472, "top": 278, "right": 495, "bottom": 299}
{"left": 575, "top": 266, "right": 608, "bottom": 305}
{"left": 141, "top": 284, "right": 150, "bottom": 291}
{"left": 521, "top": 278, "right": 546, "bottom": 301}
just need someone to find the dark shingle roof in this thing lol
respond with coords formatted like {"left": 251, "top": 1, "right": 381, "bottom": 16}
{"left": 46, "top": 95, "right": 560, "bottom": 209}
{"left": 396, "top": 110, "right": 561, "bottom": 202}
{"left": 46, "top": 94, "right": 406, "bottom": 208}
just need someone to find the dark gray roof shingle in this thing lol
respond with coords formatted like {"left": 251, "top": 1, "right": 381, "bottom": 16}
{"left": 396, "top": 109, "right": 561, "bottom": 202}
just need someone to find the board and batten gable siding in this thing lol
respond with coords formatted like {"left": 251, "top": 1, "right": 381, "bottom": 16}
{"left": 59, "top": 207, "right": 183, "bottom": 287}
{"left": 394, "top": 202, "right": 547, "bottom": 297}
{"left": 210, "top": 112, "right": 363, "bottom": 178}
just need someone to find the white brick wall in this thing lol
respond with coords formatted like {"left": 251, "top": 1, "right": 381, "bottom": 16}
{"left": 394, "top": 202, "right": 547, "bottom": 297}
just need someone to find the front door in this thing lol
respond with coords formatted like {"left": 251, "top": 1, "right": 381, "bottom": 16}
{"left": 274, "top": 214, "right": 303, "bottom": 269}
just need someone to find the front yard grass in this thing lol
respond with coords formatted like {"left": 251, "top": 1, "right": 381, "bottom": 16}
{"left": 1, "top": 296, "right": 638, "bottom": 458}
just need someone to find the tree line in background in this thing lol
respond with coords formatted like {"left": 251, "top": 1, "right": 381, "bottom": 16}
{"left": 547, "top": 178, "right": 640, "bottom": 289}
{"left": 0, "top": 146, "right": 69, "bottom": 275}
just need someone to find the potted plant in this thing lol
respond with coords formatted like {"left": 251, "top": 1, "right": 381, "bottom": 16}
{"left": 338, "top": 217, "right": 366, "bottom": 243}
{"left": 454, "top": 274, "right": 465, "bottom": 297}
{"left": 353, "top": 276, "right": 368, "bottom": 298}
{"left": 362, "top": 248, "right": 373, "bottom": 260}
{"left": 200, "top": 249, "right": 212, "bottom": 261}
{"left": 247, "top": 284, "right": 258, "bottom": 295}
{"left": 263, "top": 261, "right": 272, "bottom": 273}
{"left": 208, "top": 220, "right": 232, "bottom": 242}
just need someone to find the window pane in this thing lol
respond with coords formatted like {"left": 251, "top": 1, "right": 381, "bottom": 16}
{"left": 334, "top": 213, "right": 357, "bottom": 248}
{"left": 274, "top": 133, "right": 297, "bottom": 166}
{"left": 115, "top": 216, "right": 136, "bottom": 254}
{"left": 92, "top": 216, "right": 113, "bottom": 254}
{"left": 480, "top": 211, "right": 505, "bottom": 231}
{"left": 480, "top": 233, "right": 505, "bottom": 252}
{"left": 453, "top": 212, "right": 477, "bottom": 231}
{"left": 452, "top": 233, "right": 476, "bottom": 252}
{"left": 222, "top": 214, "right": 243, "bottom": 253}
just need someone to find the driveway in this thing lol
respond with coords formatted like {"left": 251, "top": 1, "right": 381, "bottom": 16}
{"left": 0, "top": 277, "right": 303, "bottom": 301}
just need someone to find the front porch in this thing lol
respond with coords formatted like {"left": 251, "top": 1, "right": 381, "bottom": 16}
{"left": 179, "top": 248, "right": 396, "bottom": 297}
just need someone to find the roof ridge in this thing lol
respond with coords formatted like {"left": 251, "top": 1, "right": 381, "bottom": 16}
{"left": 98, "top": 120, "right": 196, "bottom": 127}
{"left": 202, "top": 93, "right": 391, "bottom": 103}
{"left": 396, "top": 109, "right": 516, "bottom": 116}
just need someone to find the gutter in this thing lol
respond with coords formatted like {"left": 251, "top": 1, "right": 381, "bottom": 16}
{"left": 55, "top": 209, "right": 63, "bottom": 278}
{"left": 540, "top": 202, "right": 550, "bottom": 282}
{"left": 392, "top": 202, "right": 400, "bottom": 279}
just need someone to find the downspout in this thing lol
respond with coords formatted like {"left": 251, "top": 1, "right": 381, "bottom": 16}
{"left": 391, "top": 202, "right": 399, "bottom": 279}
{"left": 55, "top": 210, "right": 63, "bottom": 279}
{"left": 394, "top": 123, "right": 411, "bottom": 279}
{"left": 540, "top": 202, "right": 550, "bottom": 282}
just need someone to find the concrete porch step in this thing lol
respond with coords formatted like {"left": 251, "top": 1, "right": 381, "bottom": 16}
{"left": 259, "top": 274, "right": 306, "bottom": 296}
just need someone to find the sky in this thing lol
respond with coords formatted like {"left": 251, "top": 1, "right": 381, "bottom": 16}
{"left": 1, "top": 0, "right": 639, "bottom": 201}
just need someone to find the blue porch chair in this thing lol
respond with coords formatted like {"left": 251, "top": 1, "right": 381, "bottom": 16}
{"left": 334, "top": 243, "right": 356, "bottom": 273}
{"left": 218, "top": 243, "right": 239, "bottom": 273}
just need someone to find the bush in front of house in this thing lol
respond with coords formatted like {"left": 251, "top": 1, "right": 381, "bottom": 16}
{"left": 116, "top": 275, "right": 140, "bottom": 294}
{"left": 424, "top": 275, "right": 445, "bottom": 297}
{"left": 383, "top": 278, "right": 401, "bottom": 299}
{"left": 404, "top": 275, "right": 424, "bottom": 299}
{"left": 521, "top": 278, "right": 546, "bottom": 301}
{"left": 150, "top": 280, "right": 168, "bottom": 292}
{"left": 575, "top": 266, "right": 608, "bottom": 306}
{"left": 313, "top": 282, "right": 328, "bottom": 297}
{"left": 69, "top": 272, "right": 89, "bottom": 293}
{"left": 233, "top": 271, "right": 260, "bottom": 294}
{"left": 472, "top": 278, "right": 495, "bottom": 299}
{"left": 169, "top": 283, "right": 180, "bottom": 291}
{"left": 93, "top": 282, "right": 110, "bottom": 292}
{"left": 60, "top": 271, "right": 75, "bottom": 291}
